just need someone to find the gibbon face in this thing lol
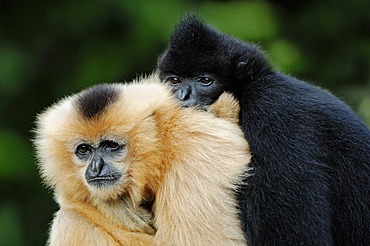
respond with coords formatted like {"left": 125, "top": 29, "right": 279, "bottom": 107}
{"left": 158, "top": 14, "right": 269, "bottom": 107}
{"left": 35, "top": 80, "right": 177, "bottom": 208}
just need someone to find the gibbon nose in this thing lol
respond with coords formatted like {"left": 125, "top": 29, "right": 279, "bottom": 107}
{"left": 92, "top": 157, "right": 104, "bottom": 175}
{"left": 87, "top": 156, "right": 106, "bottom": 177}
{"left": 177, "top": 86, "right": 191, "bottom": 101}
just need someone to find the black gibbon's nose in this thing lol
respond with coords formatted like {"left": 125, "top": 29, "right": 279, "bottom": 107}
{"left": 178, "top": 86, "right": 191, "bottom": 101}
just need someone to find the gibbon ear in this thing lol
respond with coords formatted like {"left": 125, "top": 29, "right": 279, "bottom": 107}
{"left": 237, "top": 61, "right": 248, "bottom": 70}
{"left": 236, "top": 61, "right": 251, "bottom": 79}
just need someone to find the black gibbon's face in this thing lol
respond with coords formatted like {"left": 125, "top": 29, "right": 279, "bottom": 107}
{"left": 158, "top": 14, "right": 270, "bottom": 108}
{"left": 162, "top": 74, "right": 225, "bottom": 108}
{"left": 74, "top": 139, "right": 126, "bottom": 188}
{"left": 157, "top": 14, "right": 232, "bottom": 108}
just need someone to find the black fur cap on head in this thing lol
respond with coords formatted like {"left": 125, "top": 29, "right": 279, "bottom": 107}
{"left": 158, "top": 13, "right": 272, "bottom": 85}
{"left": 76, "top": 84, "right": 119, "bottom": 119}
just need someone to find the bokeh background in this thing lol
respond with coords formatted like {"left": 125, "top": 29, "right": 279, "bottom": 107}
{"left": 0, "top": 0, "right": 369, "bottom": 245}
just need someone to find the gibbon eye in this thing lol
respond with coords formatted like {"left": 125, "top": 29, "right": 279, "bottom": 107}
{"left": 197, "top": 77, "right": 214, "bottom": 86}
{"left": 167, "top": 76, "right": 181, "bottom": 85}
{"left": 76, "top": 144, "right": 91, "bottom": 155}
{"left": 102, "top": 140, "right": 121, "bottom": 151}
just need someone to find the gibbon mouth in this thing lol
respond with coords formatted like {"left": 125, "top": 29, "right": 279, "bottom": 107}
{"left": 86, "top": 174, "right": 121, "bottom": 187}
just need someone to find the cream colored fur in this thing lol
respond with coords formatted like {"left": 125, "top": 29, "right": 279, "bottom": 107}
{"left": 34, "top": 74, "right": 251, "bottom": 246}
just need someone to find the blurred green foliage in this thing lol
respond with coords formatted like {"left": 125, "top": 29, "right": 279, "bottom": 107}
{"left": 0, "top": 0, "right": 369, "bottom": 245}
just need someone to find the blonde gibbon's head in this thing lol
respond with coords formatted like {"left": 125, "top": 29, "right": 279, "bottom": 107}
{"left": 34, "top": 74, "right": 184, "bottom": 209}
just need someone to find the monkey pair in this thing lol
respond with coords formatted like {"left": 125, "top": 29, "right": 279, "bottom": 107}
{"left": 35, "top": 13, "right": 370, "bottom": 246}
{"left": 34, "top": 74, "right": 251, "bottom": 245}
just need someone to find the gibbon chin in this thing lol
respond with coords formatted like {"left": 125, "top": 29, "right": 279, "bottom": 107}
{"left": 34, "top": 74, "right": 251, "bottom": 246}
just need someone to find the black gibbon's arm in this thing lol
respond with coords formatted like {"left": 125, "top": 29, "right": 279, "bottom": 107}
{"left": 157, "top": 14, "right": 370, "bottom": 246}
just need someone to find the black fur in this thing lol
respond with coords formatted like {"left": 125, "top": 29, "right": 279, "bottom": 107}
{"left": 158, "top": 14, "right": 370, "bottom": 245}
{"left": 76, "top": 84, "right": 119, "bottom": 119}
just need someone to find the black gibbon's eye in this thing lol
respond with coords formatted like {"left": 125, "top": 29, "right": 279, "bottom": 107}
{"left": 197, "top": 77, "right": 214, "bottom": 86}
{"left": 76, "top": 144, "right": 91, "bottom": 155}
{"left": 102, "top": 140, "right": 121, "bottom": 151}
{"left": 167, "top": 76, "right": 181, "bottom": 85}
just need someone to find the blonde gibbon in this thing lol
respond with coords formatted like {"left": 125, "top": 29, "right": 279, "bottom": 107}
{"left": 34, "top": 74, "right": 251, "bottom": 246}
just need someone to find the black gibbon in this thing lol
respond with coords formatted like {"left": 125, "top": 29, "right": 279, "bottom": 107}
{"left": 34, "top": 74, "right": 251, "bottom": 246}
{"left": 157, "top": 14, "right": 370, "bottom": 245}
